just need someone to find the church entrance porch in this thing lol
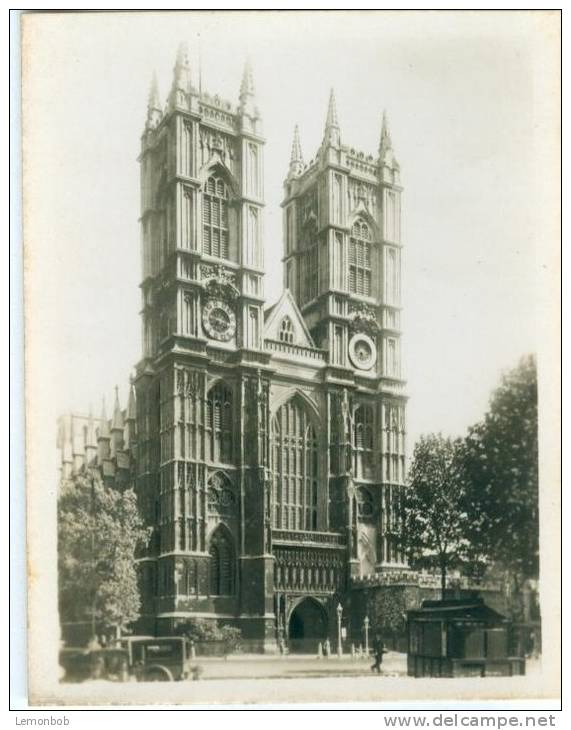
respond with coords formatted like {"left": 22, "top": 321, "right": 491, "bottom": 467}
{"left": 287, "top": 598, "right": 328, "bottom": 654}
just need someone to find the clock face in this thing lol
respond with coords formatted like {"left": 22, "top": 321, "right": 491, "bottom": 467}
{"left": 349, "top": 333, "right": 377, "bottom": 371}
{"left": 202, "top": 299, "right": 236, "bottom": 342}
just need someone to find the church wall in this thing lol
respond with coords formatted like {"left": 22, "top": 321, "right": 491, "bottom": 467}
{"left": 58, "top": 51, "right": 413, "bottom": 652}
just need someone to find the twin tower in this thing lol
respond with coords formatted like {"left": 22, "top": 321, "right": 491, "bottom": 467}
{"left": 134, "top": 44, "right": 407, "bottom": 649}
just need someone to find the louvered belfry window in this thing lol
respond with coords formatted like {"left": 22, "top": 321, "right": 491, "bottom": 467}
{"left": 272, "top": 397, "right": 318, "bottom": 531}
{"left": 203, "top": 175, "right": 229, "bottom": 259}
{"left": 209, "top": 527, "right": 234, "bottom": 595}
{"left": 349, "top": 219, "right": 372, "bottom": 296}
{"left": 206, "top": 383, "right": 233, "bottom": 464}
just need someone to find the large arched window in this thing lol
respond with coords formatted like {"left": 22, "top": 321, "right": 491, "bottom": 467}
{"left": 349, "top": 219, "right": 372, "bottom": 296}
{"left": 354, "top": 404, "right": 374, "bottom": 478}
{"left": 206, "top": 382, "right": 233, "bottom": 464}
{"left": 203, "top": 175, "right": 229, "bottom": 260}
{"left": 272, "top": 397, "right": 318, "bottom": 531}
{"left": 278, "top": 316, "right": 295, "bottom": 344}
{"left": 209, "top": 527, "right": 235, "bottom": 595}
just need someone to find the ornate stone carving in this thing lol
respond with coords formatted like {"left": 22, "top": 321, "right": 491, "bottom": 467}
{"left": 200, "top": 264, "right": 239, "bottom": 303}
{"left": 207, "top": 472, "right": 235, "bottom": 516}
{"left": 199, "top": 128, "right": 236, "bottom": 163}
{"left": 348, "top": 301, "right": 380, "bottom": 336}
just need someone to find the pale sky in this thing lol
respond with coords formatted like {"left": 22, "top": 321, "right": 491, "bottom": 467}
{"left": 23, "top": 11, "right": 559, "bottom": 452}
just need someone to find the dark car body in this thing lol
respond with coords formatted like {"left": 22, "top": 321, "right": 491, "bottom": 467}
{"left": 116, "top": 636, "right": 193, "bottom": 681}
{"left": 60, "top": 637, "right": 193, "bottom": 682}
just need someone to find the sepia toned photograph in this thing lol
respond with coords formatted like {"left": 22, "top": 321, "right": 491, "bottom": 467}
{"left": 20, "top": 10, "right": 561, "bottom": 707}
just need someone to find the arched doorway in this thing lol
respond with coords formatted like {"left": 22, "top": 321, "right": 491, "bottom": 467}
{"left": 288, "top": 598, "right": 328, "bottom": 654}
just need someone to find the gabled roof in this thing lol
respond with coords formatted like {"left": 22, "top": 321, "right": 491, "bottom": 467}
{"left": 264, "top": 289, "right": 315, "bottom": 348}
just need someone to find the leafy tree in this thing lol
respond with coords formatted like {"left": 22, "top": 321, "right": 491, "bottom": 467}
{"left": 462, "top": 355, "right": 539, "bottom": 614}
{"left": 176, "top": 618, "right": 220, "bottom": 643}
{"left": 399, "top": 434, "right": 468, "bottom": 598}
{"left": 176, "top": 619, "right": 242, "bottom": 657}
{"left": 58, "top": 470, "right": 150, "bottom": 640}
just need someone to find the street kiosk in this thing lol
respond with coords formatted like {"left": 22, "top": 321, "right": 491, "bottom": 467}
{"left": 407, "top": 598, "right": 526, "bottom": 677}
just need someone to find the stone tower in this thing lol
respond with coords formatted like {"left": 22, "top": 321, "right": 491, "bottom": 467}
{"left": 134, "top": 45, "right": 274, "bottom": 646}
{"left": 282, "top": 92, "right": 407, "bottom": 577}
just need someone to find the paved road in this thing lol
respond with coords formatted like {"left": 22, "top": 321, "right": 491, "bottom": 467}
{"left": 193, "top": 651, "right": 407, "bottom": 680}
{"left": 48, "top": 656, "right": 545, "bottom": 707}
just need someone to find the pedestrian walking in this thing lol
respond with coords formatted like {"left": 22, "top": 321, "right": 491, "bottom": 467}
{"left": 370, "top": 634, "right": 387, "bottom": 674}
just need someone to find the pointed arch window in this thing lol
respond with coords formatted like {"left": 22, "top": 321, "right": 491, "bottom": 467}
{"left": 209, "top": 527, "right": 235, "bottom": 595}
{"left": 272, "top": 397, "right": 318, "bottom": 531}
{"left": 349, "top": 219, "right": 372, "bottom": 296}
{"left": 206, "top": 382, "right": 233, "bottom": 464}
{"left": 356, "top": 486, "right": 374, "bottom": 522}
{"left": 354, "top": 403, "right": 374, "bottom": 478}
{"left": 203, "top": 175, "right": 229, "bottom": 260}
{"left": 278, "top": 316, "right": 295, "bottom": 344}
{"left": 302, "top": 218, "right": 318, "bottom": 305}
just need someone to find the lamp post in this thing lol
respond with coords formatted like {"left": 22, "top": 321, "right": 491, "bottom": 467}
{"left": 336, "top": 603, "right": 343, "bottom": 657}
{"left": 363, "top": 615, "right": 370, "bottom": 656}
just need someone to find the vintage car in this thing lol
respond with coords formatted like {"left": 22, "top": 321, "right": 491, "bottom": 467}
{"left": 60, "top": 636, "right": 196, "bottom": 682}
{"left": 115, "top": 636, "right": 195, "bottom": 681}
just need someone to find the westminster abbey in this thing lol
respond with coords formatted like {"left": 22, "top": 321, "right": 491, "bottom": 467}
{"left": 58, "top": 45, "right": 408, "bottom": 651}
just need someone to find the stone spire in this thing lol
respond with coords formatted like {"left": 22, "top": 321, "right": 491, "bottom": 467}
{"left": 379, "top": 110, "right": 392, "bottom": 158}
{"left": 85, "top": 405, "right": 98, "bottom": 463}
{"left": 97, "top": 397, "right": 111, "bottom": 463}
{"left": 288, "top": 125, "right": 304, "bottom": 178}
{"left": 124, "top": 381, "right": 137, "bottom": 451}
{"left": 322, "top": 88, "right": 340, "bottom": 149}
{"left": 238, "top": 58, "right": 258, "bottom": 118}
{"left": 99, "top": 397, "right": 110, "bottom": 439}
{"left": 169, "top": 42, "right": 191, "bottom": 108}
{"left": 111, "top": 386, "right": 124, "bottom": 432}
{"left": 378, "top": 109, "right": 399, "bottom": 172}
{"left": 111, "top": 386, "right": 124, "bottom": 456}
{"left": 126, "top": 382, "right": 136, "bottom": 423}
{"left": 146, "top": 71, "right": 162, "bottom": 130}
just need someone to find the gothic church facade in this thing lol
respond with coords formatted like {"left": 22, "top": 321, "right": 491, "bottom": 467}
{"left": 58, "top": 45, "right": 407, "bottom": 651}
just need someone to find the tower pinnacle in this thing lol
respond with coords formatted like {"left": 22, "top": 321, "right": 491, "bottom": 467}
{"left": 238, "top": 58, "right": 258, "bottom": 118}
{"left": 322, "top": 88, "right": 340, "bottom": 149}
{"left": 378, "top": 109, "right": 399, "bottom": 172}
{"left": 126, "top": 381, "right": 136, "bottom": 422}
{"left": 379, "top": 109, "right": 392, "bottom": 156}
{"left": 288, "top": 124, "right": 304, "bottom": 177}
{"left": 148, "top": 71, "right": 160, "bottom": 110}
{"left": 111, "top": 386, "right": 124, "bottom": 432}
{"left": 169, "top": 42, "right": 191, "bottom": 108}
{"left": 146, "top": 71, "right": 162, "bottom": 130}
{"left": 99, "top": 397, "right": 110, "bottom": 438}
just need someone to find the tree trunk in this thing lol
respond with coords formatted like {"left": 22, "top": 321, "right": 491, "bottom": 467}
{"left": 440, "top": 560, "right": 447, "bottom": 601}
